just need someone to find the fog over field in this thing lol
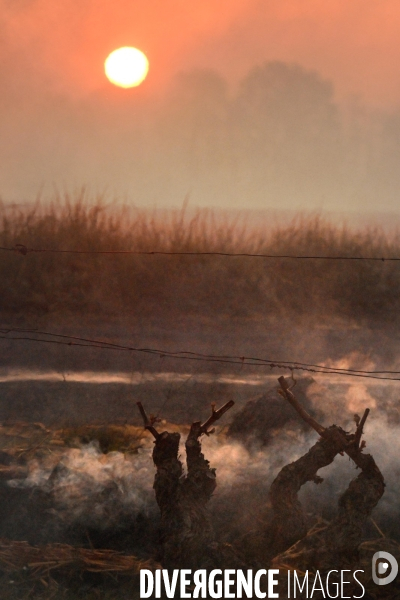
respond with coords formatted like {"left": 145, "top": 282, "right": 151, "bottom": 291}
{"left": 3, "top": 60, "right": 400, "bottom": 214}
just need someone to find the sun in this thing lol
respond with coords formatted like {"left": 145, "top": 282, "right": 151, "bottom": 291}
{"left": 104, "top": 47, "right": 149, "bottom": 88}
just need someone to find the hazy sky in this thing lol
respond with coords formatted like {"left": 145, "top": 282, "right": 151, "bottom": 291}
{"left": 2, "top": 0, "right": 400, "bottom": 213}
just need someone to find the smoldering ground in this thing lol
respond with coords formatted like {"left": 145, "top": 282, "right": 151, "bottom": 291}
{"left": 1, "top": 375, "right": 399, "bottom": 556}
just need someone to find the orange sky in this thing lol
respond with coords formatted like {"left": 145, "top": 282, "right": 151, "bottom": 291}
{"left": 3, "top": 0, "right": 400, "bottom": 212}
{"left": 2, "top": 0, "right": 400, "bottom": 107}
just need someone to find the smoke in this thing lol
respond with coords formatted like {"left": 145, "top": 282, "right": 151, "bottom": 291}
{"left": 3, "top": 53, "right": 400, "bottom": 213}
{"left": 2, "top": 372, "right": 399, "bottom": 547}
{"left": 9, "top": 440, "right": 156, "bottom": 530}
{"left": 322, "top": 351, "right": 377, "bottom": 373}
{"left": 345, "top": 384, "right": 377, "bottom": 413}
{"left": 3, "top": 427, "right": 314, "bottom": 546}
{"left": 206, "top": 375, "right": 400, "bottom": 540}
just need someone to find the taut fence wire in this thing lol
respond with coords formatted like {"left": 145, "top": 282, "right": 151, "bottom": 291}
{"left": 1, "top": 327, "right": 400, "bottom": 382}
{"left": 0, "top": 244, "right": 399, "bottom": 261}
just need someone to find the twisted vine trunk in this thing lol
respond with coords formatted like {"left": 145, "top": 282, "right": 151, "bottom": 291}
{"left": 271, "top": 376, "right": 385, "bottom": 573}
{"left": 268, "top": 426, "right": 346, "bottom": 555}
{"left": 322, "top": 451, "right": 385, "bottom": 568}
{"left": 271, "top": 449, "right": 385, "bottom": 596}
{"left": 152, "top": 423, "right": 217, "bottom": 569}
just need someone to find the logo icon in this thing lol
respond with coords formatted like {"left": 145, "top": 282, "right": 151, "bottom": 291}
{"left": 372, "top": 551, "right": 398, "bottom": 585}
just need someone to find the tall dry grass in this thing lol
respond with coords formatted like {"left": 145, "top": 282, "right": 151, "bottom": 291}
{"left": 1, "top": 193, "right": 400, "bottom": 324}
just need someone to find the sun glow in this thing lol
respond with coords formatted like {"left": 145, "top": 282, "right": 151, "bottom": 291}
{"left": 104, "top": 47, "right": 149, "bottom": 88}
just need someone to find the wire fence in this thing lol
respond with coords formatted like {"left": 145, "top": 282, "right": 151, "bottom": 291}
{"left": 0, "top": 243, "right": 399, "bottom": 260}
{"left": 1, "top": 236, "right": 399, "bottom": 384}
{"left": 1, "top": 328, "right": 399, "bottom": 381}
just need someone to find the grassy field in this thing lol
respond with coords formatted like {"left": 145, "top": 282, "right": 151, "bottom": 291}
{"left": 1, "top": 194, "right": 400, "bottom": 326}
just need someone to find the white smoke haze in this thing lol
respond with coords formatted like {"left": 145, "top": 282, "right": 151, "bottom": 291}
{"left": 305, "top": 376, "right": 400, "bottom": 426}
{"left": 9, "top": 440, "right": 156, "bottom": 528}
{"left": 202, "top": 429, "right": 314, "bottom": 489}
{"left": 2, "top": 374, "right": 399, "bottom": 542}
{"left": 322, "top": 351, "right": 377, "bottom": 373}
{"left": 344, "top": 383, "right": 377, "bottom": 413}
{"left": 359, "top": 417, "right": 400, "bottom": 523}
{"left": 4, "top": 426, "right": 314, "bottom": 534}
